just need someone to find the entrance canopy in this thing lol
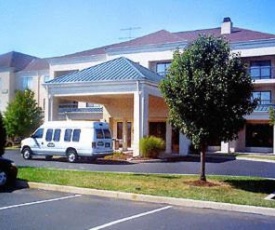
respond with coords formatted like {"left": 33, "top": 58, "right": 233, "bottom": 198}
{"left": 44, "top": 57, "right": 167, "bottom": 156}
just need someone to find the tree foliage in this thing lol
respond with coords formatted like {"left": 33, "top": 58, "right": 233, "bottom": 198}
{"left": 4, "top": 89, "right": 42, "bottom": 138}
{"left": 160, "top": 35, "right": 257, "bottom": 181}
{"left": 0, "top": 112, "right": 6, "bottom": 156}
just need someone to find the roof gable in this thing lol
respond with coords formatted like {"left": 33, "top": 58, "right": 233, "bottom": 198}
{"left": 46, "top": 57, "right": 163, "bottom": 84}
{"left": 0, "top": 51, "right": 37, "bottom": 71}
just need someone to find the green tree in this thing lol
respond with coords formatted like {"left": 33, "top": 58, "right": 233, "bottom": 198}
{"left": 4, "top": 89, "right": 42, "bottom": 139}
{"left": 0, "top": 112, "right": 6, "bottom": 156}
{"left": 160, "top": 35, "right": 257, "bottom": 182}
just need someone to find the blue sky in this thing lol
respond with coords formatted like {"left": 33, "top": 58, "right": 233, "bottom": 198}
{"left": 1, "top": 0, "right": 275, "bottom": 58}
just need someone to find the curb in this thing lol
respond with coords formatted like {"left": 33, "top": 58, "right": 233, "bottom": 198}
{"left": 17, "top": 180, "right": 275, "bottom": 217}
{"left": 236, "top": 157, "right": 275, "bottom": 164}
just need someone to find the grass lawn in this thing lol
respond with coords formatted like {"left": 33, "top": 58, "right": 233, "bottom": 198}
{"left": 18, "top": 167, "right": 275, "bottom": 208}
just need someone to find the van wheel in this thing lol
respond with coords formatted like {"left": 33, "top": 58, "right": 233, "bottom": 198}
{"left": 67, "top": 149, "right": 78, "bottom": 163}
{"left": 22, "top": 147, "right": 32, "bottom": 160}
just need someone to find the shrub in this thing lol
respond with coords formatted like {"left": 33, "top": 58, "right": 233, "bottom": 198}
{"left": 0, "top": 112, "right": 6, "bottom": 156}
{"left": 139, "top": 136, "right": 165, "bottom": 158}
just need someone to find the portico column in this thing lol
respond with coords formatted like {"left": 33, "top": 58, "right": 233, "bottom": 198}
{"left": 179, "top": 133, "right": 190, "bottom": 156}
{"left": 44, "top": 93, "right": 52, "bottom": 122}
{"left": 133, "top": 82, "right": 148, "bottom": 156}
{"left": 165, "top": 122, "right": 172, "bottom": 153}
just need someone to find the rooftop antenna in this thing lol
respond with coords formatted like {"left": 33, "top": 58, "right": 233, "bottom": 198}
{"left": 119, "top": 27, "right": 141, "bottom": 41}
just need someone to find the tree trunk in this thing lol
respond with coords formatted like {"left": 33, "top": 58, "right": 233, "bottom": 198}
{"left": 200, "top": 144, "right": 207, "bottom": 181}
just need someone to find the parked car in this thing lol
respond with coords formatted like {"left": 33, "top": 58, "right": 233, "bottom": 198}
{"left": 5, "top": 137, "right": 22, "bottom": 147}
{"left": 0, "top": 157, "right": 18, "bottom": 189}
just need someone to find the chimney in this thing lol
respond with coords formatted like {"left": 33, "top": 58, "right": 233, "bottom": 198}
{"left": 221, "top": 17, "right": 233, "bottom": 35}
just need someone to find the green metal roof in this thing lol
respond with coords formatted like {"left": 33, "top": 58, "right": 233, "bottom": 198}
{"left": 46, "top": 57, "right": 163, "bottom": 84}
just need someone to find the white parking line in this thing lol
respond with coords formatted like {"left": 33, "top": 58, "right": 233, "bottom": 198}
{"left": 89, "top": 205, "right": 172, "bottom": 230}
{"left": 0, "top": 194, "right": 81, "bottom": 211}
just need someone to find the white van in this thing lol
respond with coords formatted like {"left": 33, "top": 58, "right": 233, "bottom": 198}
{"left": 20, "top": 121, "right": 113, "bottom": 162}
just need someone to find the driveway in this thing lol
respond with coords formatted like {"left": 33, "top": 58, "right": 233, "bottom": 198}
{"left": 5, "top": 149, "right": 275, "bottom": 178}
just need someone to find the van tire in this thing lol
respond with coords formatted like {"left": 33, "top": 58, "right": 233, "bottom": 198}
{"left": 22, "top": 147, "right": 32, "bottom": 160}
{"left": 67, "top": 149, "right": 78, "bottom": 163}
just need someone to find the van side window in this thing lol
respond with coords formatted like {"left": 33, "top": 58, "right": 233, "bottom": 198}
{"left": 46, "top": 129, "right": 53, "bottom": 141}
{"left": 103, "top": 129, "right": 111, "bottom": 139}
{"left": 64, "top": 129, "right": 72, "bottom": 142}
{"left": 96, "top": 129, "right": 104, "bottom": 139}
{"left": 53, "top": 129, "right": 61, "bottom": 142}
{"left": 33, "top": 128, "right": 43, "bottom": 139}
{"left": 72, "top": 129, "right": 81, "bottom": 142}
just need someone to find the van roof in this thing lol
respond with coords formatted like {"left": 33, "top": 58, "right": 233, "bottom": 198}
{"left": 41, "top": 121, "right": 109, "bottom": 128}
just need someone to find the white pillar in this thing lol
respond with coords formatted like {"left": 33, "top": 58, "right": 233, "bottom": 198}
{"left": 133, "top": 83, "right": 148, "bottom": 156}
{"left": 133, "top": 90, "right": 142, "bottom": 156}
{"left": 273, "top": 125, "right": 275, "bottom": 155}
{"left": 165, "top": 122, "right": 172, "bottom": 153}
{"left": 179, "top": 133, "right": 190, "bottom": 156}
{"left": 221, "top": 141, "right": 229, "bottom": 153}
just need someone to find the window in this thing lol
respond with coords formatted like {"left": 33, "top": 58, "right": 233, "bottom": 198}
{"left": 246, "top": 124, "right": 273, "bottom": 147}
{"left": 33, "top": 128, "right": 44, "bottom": 139}
{"left": 46, "top": 129, "right": 53, "bottom": 142}
{"left": 156, "top": 62, "right": 171, "bottom": 77}
{"left": 53, "top": 129, "right": 61, "bottom": 142}
{"left": 95, "top": 129, "right": 104, "bottom": 139}
{"left": 252, "top": 91, "right": 271, "bottom": 104}
{"left": 22, "top": 76, "right": 33, "bottom": 89}
{"left": 64, "top": 129, "right": 72, "bottom": 142}
{"left": 250, "top": 60, "right": 271, "bottom": 79}
{"left": 103, "top": 129, "right": 111, "bottom": 139}
{"left": 72, "top": 129, "right": 81, "bottom": 142}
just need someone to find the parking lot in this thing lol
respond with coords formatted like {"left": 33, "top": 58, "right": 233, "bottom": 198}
{"left": 1, "top": 188, "right": 275, "bottom": 230}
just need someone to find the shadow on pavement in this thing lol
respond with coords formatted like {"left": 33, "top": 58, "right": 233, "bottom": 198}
{"left": 163, "top": 154, "right": 236, "bottom": 163}
{"left": 30, "top": 157, "right": 136, "bottom": 165}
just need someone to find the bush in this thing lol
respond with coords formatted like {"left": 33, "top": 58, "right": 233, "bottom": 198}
{"left": 0, "top": 113, "right": 6, "bottom": 156}
{"left": 139, "top": 136, "right": 165, "bottom": 158}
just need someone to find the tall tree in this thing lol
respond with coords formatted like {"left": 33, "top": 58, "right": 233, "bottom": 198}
{"left": 160, "top": 35, "right": 257, "bottom": 181}
{"left": 4, "top": 89, "right": 42, "bottom": 139}
{"left": 0, "top": 112, "right": 6, "bottom": 157}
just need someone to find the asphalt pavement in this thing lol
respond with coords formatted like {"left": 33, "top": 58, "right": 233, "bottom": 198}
{"left": 5, "top": 149, "right": 275, "bottom": 179}
{"left": 1, "top": 188, "right": 275, "bottom": 230}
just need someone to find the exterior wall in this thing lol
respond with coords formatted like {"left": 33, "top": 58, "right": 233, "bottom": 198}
{"left": 0, "top": 68, "right": 14, "bottom": 113}
{"left": 107, "top": 50, "right": 174, "bottom": 68}
{"left": 16, "top": 69, "right": 50, "bottom": 117}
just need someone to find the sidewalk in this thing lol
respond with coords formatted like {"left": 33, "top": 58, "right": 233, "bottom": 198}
{"left": 16, "top": 180, "right": 275, "bottom": 217}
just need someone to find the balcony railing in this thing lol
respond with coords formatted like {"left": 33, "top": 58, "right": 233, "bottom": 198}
{"left": 254, "top": 101, "right": 275, "bottom": 112}
{"left": 58, "top": 103, "right": 103, "bottom": 114}
{"left": 248, "top": 66, "right": 275, "bottom": 80}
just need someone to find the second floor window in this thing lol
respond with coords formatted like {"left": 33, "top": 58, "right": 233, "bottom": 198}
{"left": 22, "top": 76, "right": 33, "bottom": 89}
{"left": 156, "top": 62, "right": 171, "bottom": 77}
{"left": 250, "top": 60, "right": 271, "bottom": 80}
{"left": 252, "top": 91, "right": 271, "bottom": 104}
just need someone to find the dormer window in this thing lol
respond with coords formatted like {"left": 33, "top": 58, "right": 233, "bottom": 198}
{"left": 250, "top": 60, "right": 271, "bottom": 80}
